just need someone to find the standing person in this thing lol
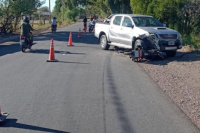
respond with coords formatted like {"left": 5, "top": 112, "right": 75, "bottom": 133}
{"left": 83, "top": 16, "right": 87, "bottom": 31}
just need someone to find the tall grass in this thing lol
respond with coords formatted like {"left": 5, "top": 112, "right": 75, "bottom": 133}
{"left": 32, "top": 19, "right": 75, "bottom": 31}
{"left": 33, "top": 23, "right": 51, "bottom": 30}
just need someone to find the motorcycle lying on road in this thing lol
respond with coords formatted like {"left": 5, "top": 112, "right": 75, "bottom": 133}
{"left": 20, "top": 32, "right": 33, "bottom": 52}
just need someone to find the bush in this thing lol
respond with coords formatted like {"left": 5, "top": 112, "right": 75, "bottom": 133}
{"left": 58, "top": 21, "right": 62, "bottom": 25}
{"left": 183, "top": 35, "right": 200, "bottom": 49}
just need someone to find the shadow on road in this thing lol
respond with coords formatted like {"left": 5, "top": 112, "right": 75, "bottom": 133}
{"left": 0, "top": 30, "right": 97, "bottom": 57}
{"left": 35, "top": 31, "right": 99, "bottom": 45}
{"left": 0, "top": 43, "right": 20, "bottom": 57}
{"left": 30, "top": 49, "right": 86, "bottom": 55}
{"left": 0, "top": 119, "right": 70, "bottom": 133}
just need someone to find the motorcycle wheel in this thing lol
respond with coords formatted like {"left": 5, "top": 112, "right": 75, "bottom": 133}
{"left": 21, "top": 45, "right": 26, "bottom": 52}
{"left": 89, "top": 27, "right": 92, "bottom": 33}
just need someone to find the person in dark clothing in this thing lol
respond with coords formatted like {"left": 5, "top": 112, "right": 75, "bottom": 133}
{"left": 20, "top": 16, "right": 33, "bottom": 47}
{"left": 83, "top": 16, "right": 87, "bottom": 28}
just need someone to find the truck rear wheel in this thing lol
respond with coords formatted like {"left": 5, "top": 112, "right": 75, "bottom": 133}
{"left": 166, "top": 50, "right": 176, "bottom": 57}
{"left": 100, "top": 34, "right": 110, "bottom": 50}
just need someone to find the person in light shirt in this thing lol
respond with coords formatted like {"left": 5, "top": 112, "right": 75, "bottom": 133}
{"left": 51, "top": 17, "right": 57, "bottom": 29}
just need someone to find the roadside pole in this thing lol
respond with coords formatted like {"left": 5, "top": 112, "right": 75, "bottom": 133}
{"left": 49, "top": 0, "right": 51, "bottom": 24}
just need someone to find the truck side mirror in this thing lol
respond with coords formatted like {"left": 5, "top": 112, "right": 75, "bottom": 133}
{"left": 126, "top": 23, "right": 134, "bottom": 28}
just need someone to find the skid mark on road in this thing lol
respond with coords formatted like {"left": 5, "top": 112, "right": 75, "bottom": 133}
{"left": 104, "top": 53, "right": 135, "bottom": 133}
{"left": 102, "top": 57, "right": 107, "bottom": 133}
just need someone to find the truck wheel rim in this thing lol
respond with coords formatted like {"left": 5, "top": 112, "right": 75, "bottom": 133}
{"left": 101, "top": 36, "right": 106, "bottom": 47}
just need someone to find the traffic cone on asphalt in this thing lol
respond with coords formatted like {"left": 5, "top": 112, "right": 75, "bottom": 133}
{"left": 47, "top": 38, "right": 56, "bottom": 62}
{"left": 68, "top": 32, "right": 74, "bottom": 46}
{"left": 78, "top": 28, "right": 82, "bottom": 38}
{"left": 0, "top": 105, "right": 9, "bottom": 122}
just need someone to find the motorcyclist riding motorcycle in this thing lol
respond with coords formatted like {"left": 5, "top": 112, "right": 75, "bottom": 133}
{"left": 51, "top": 17, "right": 57, "bottom": 32}
{"left": 20, "top": 16, "right": 33, "bottom": 49}
{"left": 88, "top": 18, "right": 96, "bottom": 33}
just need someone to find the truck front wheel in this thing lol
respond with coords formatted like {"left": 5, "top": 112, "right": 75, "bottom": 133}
{"left": 166, "top": 50, "right": 176, "bottom": 57}
{"left": 100, "top": 35, "right": 110, "bottom": 50}
{"left": 134, "top": 39, "right": 147, "bottom": 50}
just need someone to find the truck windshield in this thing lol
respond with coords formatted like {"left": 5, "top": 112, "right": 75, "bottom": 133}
{"left": 132, "top": 17, "right": 163, "bottom": 27}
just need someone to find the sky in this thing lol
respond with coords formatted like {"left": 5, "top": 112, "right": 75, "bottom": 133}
{"left": 41, "top": 0, "right": 56, "bottom": 12}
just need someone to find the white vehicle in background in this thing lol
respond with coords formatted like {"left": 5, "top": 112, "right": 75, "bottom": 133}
{"left": 95, "top": 14, "right": 182, "bottom": 58}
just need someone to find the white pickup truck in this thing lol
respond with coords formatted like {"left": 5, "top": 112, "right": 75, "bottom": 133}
{"left": 94, "top": 14, "right": 183, "bottom": 57}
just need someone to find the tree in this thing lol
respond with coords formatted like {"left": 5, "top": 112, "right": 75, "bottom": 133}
{"left": 130, "top": 0, "right": 152, "bottom": 14}
{"left": 0, "top": 0, "right": 44, "bottom": 33}
{"left": 107, "top": 0, "right": 131, "bottom": 13}
{"left": 181, "top": 0, "right": 200, "bottom": 34}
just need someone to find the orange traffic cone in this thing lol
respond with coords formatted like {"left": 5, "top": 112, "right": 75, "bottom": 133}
{"left": 78, "top": 28, "right": 82, "bottom": 38}
{"left": 68, "top": 32, "right": 74, "bottom": 46}
{"left": 0, "top": 105, "right": 9, "bottom": 122}
{"left": 47, "top": 38, "right": 56, "bottom": 62}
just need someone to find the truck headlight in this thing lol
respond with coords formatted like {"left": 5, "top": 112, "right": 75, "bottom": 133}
{"left": 149, "top": 33, "right": 159, "bottom": 39}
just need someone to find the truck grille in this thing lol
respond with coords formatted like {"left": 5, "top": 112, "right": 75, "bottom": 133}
{"left": 159, "top": 34, "right": 177, "bottom": 39}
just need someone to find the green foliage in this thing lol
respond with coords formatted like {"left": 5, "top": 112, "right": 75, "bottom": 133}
{"left": 11, "top": 0, "right": 44, "bottom": 16}
{"left": 66, "top": 8, "right": 79, "bottom": 21}
{"left": 130, "top": 0, "right": 152, "bottom": 14}
{"left": 183, "top": 35, "right": 200, "bottom": 49}
{"left": 107, "top": 0, "right": 131, "bottom": 14}
{"left": 129, "top": 0, "right": 200, "bottom": 48}
{"left": 52, "top": 0, "right": 132, "bottom": 21}
{"left": 0, "top": 0, "right": 44, "bottom": 33}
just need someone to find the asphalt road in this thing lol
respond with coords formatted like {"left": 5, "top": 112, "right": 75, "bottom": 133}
{"left": 0, "top": 22, "right": 199, "bottom": 133}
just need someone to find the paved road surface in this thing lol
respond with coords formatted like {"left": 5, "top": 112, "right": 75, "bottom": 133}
{"left": 0, "top": 22, "right": 199, "bottom": 133}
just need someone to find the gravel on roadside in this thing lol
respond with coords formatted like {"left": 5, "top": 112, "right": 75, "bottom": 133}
{"left": 139, "top": 46, "right": 200, "bottom": 129}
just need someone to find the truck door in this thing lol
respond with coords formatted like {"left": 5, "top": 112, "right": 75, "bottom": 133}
{"left": 119, "top": 17, "right": 133, "bottom": 46}
{"left": 108, "top": 16, "right": 122, "bottom": 43}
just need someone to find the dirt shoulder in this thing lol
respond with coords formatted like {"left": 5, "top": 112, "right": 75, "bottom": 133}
{"left": 139, "top": 46, "right": 200, "bottom": 129}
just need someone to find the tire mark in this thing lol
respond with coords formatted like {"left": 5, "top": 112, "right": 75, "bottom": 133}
{"left": 102, "top": 55, "right": 107, "bottom": 133}
{"left": 104, "top": 53, "right": 135, "bottom": 133}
